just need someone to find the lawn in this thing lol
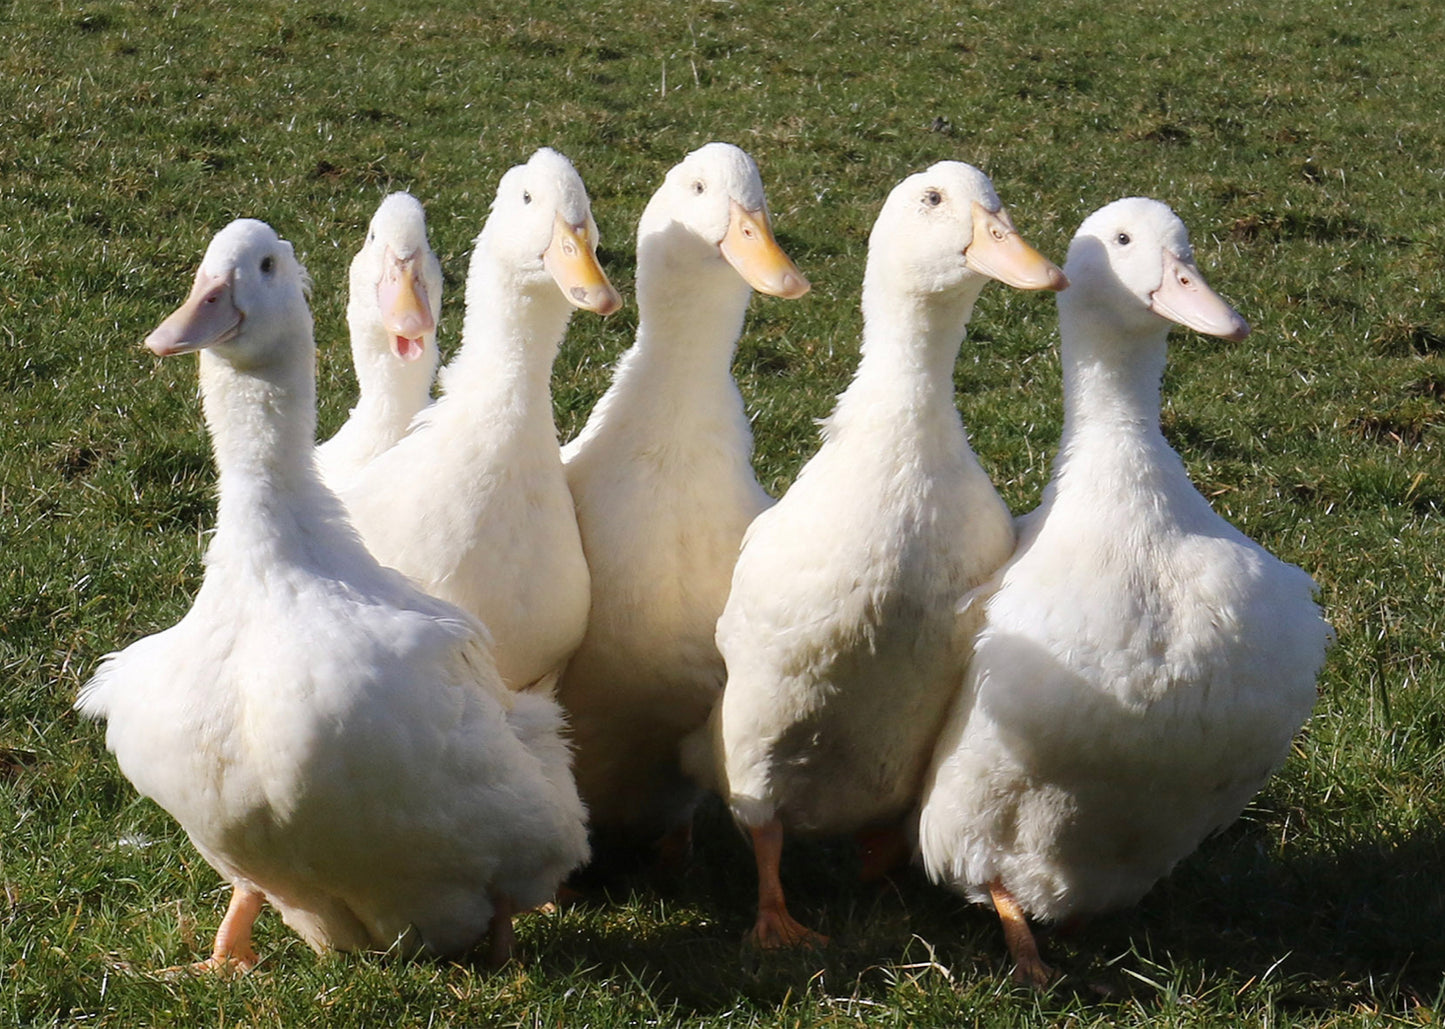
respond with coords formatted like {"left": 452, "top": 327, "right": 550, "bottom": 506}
{"left": 2, "top": 0, "right": 1443, "bottom": 1025}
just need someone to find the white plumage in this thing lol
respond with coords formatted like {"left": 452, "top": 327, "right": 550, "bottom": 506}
{"left": 557, "top": 143, "right": 809, "bottom": 854}
{"left": 697, "top": 162, "right": 1066, "bottom": 946}
{"left": 77, "top": 219, "right": 588, "bottom": 971}
{"left": 340, "top": 149, "right": 620, "bottom": 692}
{"left": 916, "top": 197, "right": 1331, "bottom": 984}
{"left": 315, "top": 191, "right": 442, "bottom": 493}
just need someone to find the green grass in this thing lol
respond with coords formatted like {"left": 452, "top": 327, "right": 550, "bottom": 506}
{"left": 3, "top": 0, "right": 1443, "bottom": 1025}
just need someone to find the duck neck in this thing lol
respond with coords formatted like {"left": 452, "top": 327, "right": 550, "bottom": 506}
{"left": 199, "top": 346, "right": 338, "bottom": 557}
{"left": 346, "top": 311, "right": 437, "bottom": 433}
{"left": 838, "top": 277, "right": 982, "bottom": 420}
{"left": 438, "top": 249, "right": 571, "bottom": 436}
{"left": 625, "top": 240, "right": 753, "bottom": 410}
{"left": 1058, "top": 310, "right": 1169, "bottom": 447}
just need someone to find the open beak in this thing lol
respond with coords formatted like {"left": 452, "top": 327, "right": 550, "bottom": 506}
{"left": 1149, "top": 250, "right": 1251, "bottom": 342}
{"left": 378, "top": 247, "right": 435, "bottom": 361}
{"left": 543, "top": 213, "right": 622, "bottom": 316}
{"left": 145, "top": 269, "right": 242, "bottom": 356}
{"left": 964, "top": 202, "right": 1068, "bottom": 292}
{"left": 719, "top": 201, "right": 810, "bottom": 300}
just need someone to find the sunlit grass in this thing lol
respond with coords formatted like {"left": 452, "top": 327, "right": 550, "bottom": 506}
{"left": 3, "top": 0, "right": 1442, "bottom": 1025}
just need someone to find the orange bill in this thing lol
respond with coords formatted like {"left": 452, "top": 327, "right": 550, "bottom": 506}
{"left": 964, "top": 202, "right": 1068, "bottom": 292}
{"left": 543, "top": 213, "right": 622, "bottom": 316}
{"left": 720, "top": 201, "right": 810, "bottom": 299}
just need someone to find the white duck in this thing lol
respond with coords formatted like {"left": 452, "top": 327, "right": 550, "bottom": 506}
{"left": 696, "top": 162, "right": 1066, "bottom": 946}
{"left": 915, "top": 197, "right": 1331, "bottom": 985}
{"left": 557, "top": 143, "right": 809, "bottom": 856}
{"left": 341, "top": 148, "right": 620, "bottom": 693}
{"left": 76, "top": 219, "right": 589, "bottom": 972}
{"left": 316, "top": 191, "right": 442, "bottom": 493}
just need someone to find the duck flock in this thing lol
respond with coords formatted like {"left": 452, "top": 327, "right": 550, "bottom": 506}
{"left": 76, "top": 142, "right": 1333, "bottom": 986}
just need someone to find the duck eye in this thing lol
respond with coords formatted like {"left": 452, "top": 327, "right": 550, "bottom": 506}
{"left": 924, "top": 190, "right": 943, "bottom": 207}
{"left": 260, "top": 255, "right": 275, "bottom": 275}
{"left": 1116, "top": 232, "right": 1131, "bottom": 246}
{"left": 692, "top": 180, "right": 705, "bottom": 195}
{"left": 522, "top": 191, "right": 532, "bottom": 205}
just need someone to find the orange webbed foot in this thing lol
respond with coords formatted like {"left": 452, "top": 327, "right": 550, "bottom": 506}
{"left": 747, "top": 905, "right": 830, "bottom": 949}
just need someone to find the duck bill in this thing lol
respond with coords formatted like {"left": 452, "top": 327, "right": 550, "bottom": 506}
{"left": 378, "top": 247, "right": 434, "bottom": 361}
{"left": 964, "top": 202, "right": 1069, "bottom": 292}
{"left": 719, "top": 200, "right": 811, "bottom": 299}
{"left": 543, "top": 213, "right": 622, "bottom": 316}
{"left": 1150, "top": 250, "right": 1251, "bottom": 341}
{"left": 145, "top": 269, "right": 243, "bottom": 356}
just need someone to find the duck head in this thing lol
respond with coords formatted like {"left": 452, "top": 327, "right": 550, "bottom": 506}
{"left": 146, "top": 218, "right": 313, "bottom": 372}
{"left": 480, "top": 147, "right": 621, "bottom": 316}
{"left": 352, "top": 191, "right": 441, "bottom": 364}
{"left": 1062, "top": 197, "right": 1250, "bottom": 343}
{"left": 640, "top": 142, "right": 809, "bottom": 300}
{"left": 865, "top": 161, "right": 1067, "bottom": 301}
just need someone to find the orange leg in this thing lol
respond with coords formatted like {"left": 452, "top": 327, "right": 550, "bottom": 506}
{"left": 988, "top": 878, "right": 1053, "bottom": 987}
{"left": 745, "top": 819, "right": 828, "bottom": 949}
{"left": 157, "top": 885, "right": 264, "bottom": 976}
{"left": 486, "top": 891, "right": 516, "bottom": 967}
{"left": 206, "top": 885, "right": 264, "bottom": 972}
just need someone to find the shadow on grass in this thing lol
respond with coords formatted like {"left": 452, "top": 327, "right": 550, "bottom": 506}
{"left": 518, "top": 797, "right": 992, "bottom": 1015}
{"left": 1070, "top": 819, "right": 1445, "bottom": 1007}
{"left": 513, "top": 796, "right": 1443, "bottom": 1019}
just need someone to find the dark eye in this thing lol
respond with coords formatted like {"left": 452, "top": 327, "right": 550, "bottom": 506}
{"left": 260, "top": 255, "right": 275, "bottom": 274}
{"left": 1116, "top": 232, "right": 1131, "bottom": 246}
{"left": 522, "top": 191, "right": 532, "bottom": 205}
{"left": 692, "top": 180, "right": 705, "bottom": 195}
{"left": 924, "top": 190, "right": 943, "bottom": 207}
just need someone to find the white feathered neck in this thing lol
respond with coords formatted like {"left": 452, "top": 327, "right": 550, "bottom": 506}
{"left": 827, "top": 163, "right": 1007, "bottom": 430}
{"left": 1056, "top": 294, "right": 1170, "bottom": 443}
{"left": 828, "top": 252, "right": 990, "bottom": 437}
{"left": 631, "top": 226, "right": 754, "bottom": 384}
{"left": 198, "top": 312, "right": 378, "bottom": 585}
{"left": 435, "top": 242, "right": 575, "bottom": 425}
{"left": 428, "top": 185, "right": 588, "bottom": 451}
{"left": 1050, "top": 206, "right": 1200, "bottom": 498}
{"left": 157, "top": 217, "right": 373, "bottom": 580}
{"left": 576, "top": 222, "right": 753, "bottom": 449}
